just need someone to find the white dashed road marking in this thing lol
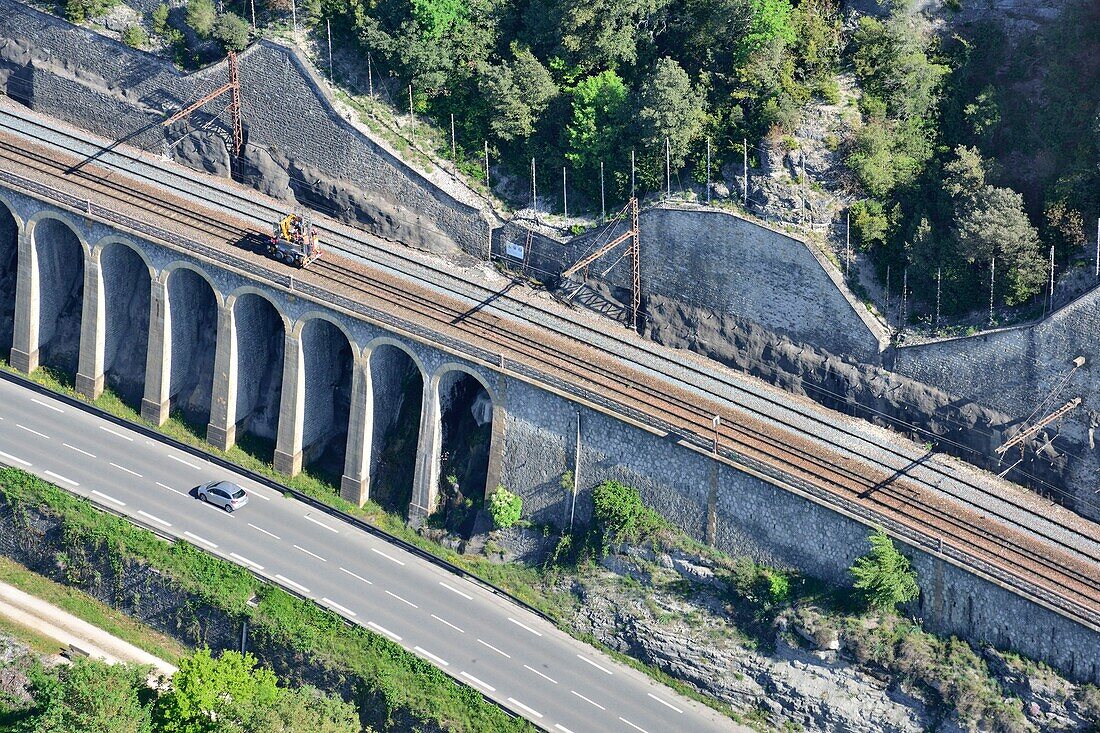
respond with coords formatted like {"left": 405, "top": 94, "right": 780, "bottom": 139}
{"left": 508, "top": 617, "right": 543, "bottom": 636}
{"left": 98, "top": 425, "right": 133, "bottom": 441}
{"left": 576, "top": 654, "right": 613, "bottom": 675}
{"left": 647, "top": 692, "right": 684, "bottom": 713}
{"left": 523, "top": 665, "right": 557, "bottom": 684}
{"left": 247, "top": 523, "right": 280, "bottom": 540}
{"left": 229, "top": 552, "right": 263, "bottom": 570}
{"left": 241, "top": 486, "right": 270, "bottom": 501}
{"left": 109, "top": 462, "right": 141, "bottom": 477}
{"left": 619, "top": 717, "right": 650, "bottom": 733}
{"left": 274, "top": 574, "right": 310, "bottom": 595}
{"left": 137, "top": 510, "right": 171, "bottom": 527}
{"left": 0, "top": 451, "right": 30, "bottom": 466}
{"left": 554, "top": 725, "right": 576, "bottom": 733}
{"left": 91, "top": 489, "right": 125, "bottom": 506}
{"left": 303, "top": 514, "right": 339, "bottom": 533}
{"left": 367, "top": 622, "right": 401, "bottom": 642}
{"left": 431, "top": 614, "right": 463, "bottom": 633}
{"left": 293, "top": 544, "right": 327, "bottom": 562}
{"left": 44, "top": 471, "right": 78, "bottom": 486}
{"left": 439, "top": 582, "right": 472, "bottom": 599}
{"left": 167, "top": 454, "right": 200, "bottom": 470}
{"left": 31, "top": 398, "right": 63, "bottom": 413}
{"left": 63, "top": 443, "right": 95, "bottom": 458}
{"left": 184, "top": 531, "right": 217, "bottom": 549}
{"left": 370, "top": 547, "right": 404, "bottom": 565}
{"left": 570, "top": 690, "right": 605, "bottom": 710}
{"left": 477, "top": 639, "right": 511, "bottom": 658}
{"left": 460, "top": 671, "right": 495, "bottom": 692}
{"left": 385, "top": 590, "right": 417, "bottom": 608}
{"left": 338, "top": 567, "right": 372, "bottom": 585}
{"left": 157, "top": 482, "right": 188, "bottom": 497}
{"left": 16, "top": 424, "right": 49, "bottom": 439}
{"left": 507, "top": 698, "right": 543, "bottom": 719}
{"left": 413, "top": 646, "right": 449, "bottom": 666}
{"left": 321, "top": 597, "right": 357, "bottom": 617}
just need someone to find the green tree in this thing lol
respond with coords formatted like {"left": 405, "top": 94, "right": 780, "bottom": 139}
{"left": 213, "top": 12, "right": 250, "bottom": 52}
{"left": 253, "top": 685, "right": 360, "bottom": 733}
{"left": 482, "top": 47, "right": 558, "bottom": 142}
{"left": 741, "top": 0, "right": 795, "bottom": 58}
{"left": 566, "top": 70, "right": 628, "bottom": 171}
{"left": 122, "top": 24, "right": 148, "bottom": 49}
{"left": 554, "top": 0, "right": 669, "bottom": 72}
{"left": 153, "top": 649, "right": 280, "bottom": 733}
{"left": 591, "top": 480, "right": 664, "bottom": 545}
{"left": 635, "top": 57, "right": 703, "bottom": 170}
{"left": 28, "top": 659, "right": 152, "bottom": 733}
{"left": 488, "top": 486, "right": 522, "bottom": 529}
{"left": 850, "top": 199, "right": 889, "bottom": 250}
{"left": 151, "top": 3, "right": 170, "bottom": 35}
{"left": 185, "top": 0, "right": 217, "bottom": 38}
{"left": 849, "top": 529, "right": 919, "bottom": 612}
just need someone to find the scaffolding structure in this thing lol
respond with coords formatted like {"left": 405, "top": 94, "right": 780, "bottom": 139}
{"left": 561, "top": 197, "right": 641, "bottom": 329}
{"left": 162, "top": 50, "right": 243, "bottom": 158}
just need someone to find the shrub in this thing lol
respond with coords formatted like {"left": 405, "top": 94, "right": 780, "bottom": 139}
{"left": 151, "top": 3, "right": 169, "bottom": 35}
{"left": 488, "top": 486, "right": 522, "bottom": 529}
{"left": 121, "top": 24, "right": 147, "bottom": 48}
{"left": 849, "top": 529, "right": 919, "bottom": 612}
{"left": 185, "top": 0, "right": 216, "bottom": 38}
{"left": 590, "top": 480, "right": 665, "bottom": 546}
{"left": 212, "top": 11, "right": 250, "bottom": 52}
{"left": 64, "top": 0, "right": 117, "bottom": 23}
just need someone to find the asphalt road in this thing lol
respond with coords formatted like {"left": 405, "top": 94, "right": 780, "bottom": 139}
{"left": 0, "top": 373, "right": 744, "bottom": 733}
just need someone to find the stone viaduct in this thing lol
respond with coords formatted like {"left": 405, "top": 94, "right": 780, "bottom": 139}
{"left": 0, "top": 182, "right": 1098, "bottom": 684}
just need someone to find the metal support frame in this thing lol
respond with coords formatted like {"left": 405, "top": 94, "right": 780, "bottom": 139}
{"left": 163, "top": 50, "right": 243, "bottom": 158}
{"left": 561, "top": 198, "right": 640, "bottom": 329}
{"left": 996, "top": 398, "right": 1082, "bottom": 456}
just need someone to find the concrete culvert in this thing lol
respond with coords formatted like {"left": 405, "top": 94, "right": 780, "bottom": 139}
{"left": 166, "top": 267, "right": 217, "bottom": 430}
{"left": 0, "top": 203, "right": 16, "bottom": 359}
{"left": 100, "top": 242, "right": 150, "bottom": 408}
{"left": 432, "top": 370, "right": 493, "bottom": 536}
{"left": 300, "top": 318, "right": 353, "bottom": 480}
{"left": 368, "top": 343, "right": 423, "bottom": 513}
{"left": 33, "top": 218, "right": 83, "bottom": 381}
{"left": 231, "top": 293, "right": 284, "bottom": 455}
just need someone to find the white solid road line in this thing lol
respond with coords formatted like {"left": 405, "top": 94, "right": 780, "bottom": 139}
{"left": 619, "top": 717, "right": 650, "bottom": 733}
{"left": 183, "top": 531, "right": 218, "bottom": 549}
{"left": 413, "top": 646, "right": 449, "bottom": 666}
{"left": 385, "top": 590, "right": 418, "bottom": 608}
{"left": 229, "top": 552, "right": 264, "bottom": 570}
{"left": 91, "top": 489, "right": 125, "bottom": 506}
{"left": 570, "top": 690, "right": 605, "bottom": 710}
{"left": 63, "top": 443, "right": 96, "bottom": 458}
{"left": 0, "top": 451, "right": 30, "bottom": 466}
{"left": 167, "top": 454, "right": 200, "bottom": 470}
{"left": 476, "top": 638, "right": 511, "bottom": 658}
{"left": 647, "top": 692, "right": 684, "bottom": 713}
{"left": 508, "top": 617, "right": 543, "bottom": 636}
{"left": 293, "top": 544, "right": 327, "bottom": 562}
{"left": 98, "top": 425, "right": 133, "bottom": 441}
{"left": 370, "top": 547, "right": 404, "bottom": 565}
{"left": 431, "top": 614, "right": 464, "bottom": 633}
{"left": 44, "top": 471, "right": 78, "bottom": 486}
{"left": 137, "top": 510, "right": 171, "bottom": 527}
{"left": 438, "top": 581, "right": 472, "bottom": 600}
{"left": 367, "top": 621, "right": 401, "bottom": 641}
{"left": 16, "top": 424, "right": 49, "bottom": 439}
{"left": 109, "top": 462, "right": 142, "bottom": 477}
{"left": 247, "top": 523, "right": 280, "bottom": 540}
{"left": 554, "top": 725, "right": 576, "bottom": 733}
{"left": 156, "top": 482, "right": 188, "bottom": 497}
{"left": 31, "top": 398, "right": 63, "bottom": 413}
{"left": 274, "top": 574, "right": 311, "bottom": 595}
{"left": 321, "top": 597, "right": 357, "bottom": 617}
{"left": 303, "top": 514, "right": 339, "bottom": 533}
{"left": 460, "top": 671, "right": 495, "bottom": 692}
{"left": 523, "top": 664, "right": 558, "bottom": 684}
{"left": 507, "top": 698, "right": 544, "bottom": 719}
{"left": 338, "top": 567, "right": 373, "bottom": 585}
{"left": 576, "top": 654, "right": 613, "bottom": 675}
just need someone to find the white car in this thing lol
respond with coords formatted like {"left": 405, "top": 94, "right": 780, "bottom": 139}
{"left": 196, "top": 480, "right": 249, "bottom": 512}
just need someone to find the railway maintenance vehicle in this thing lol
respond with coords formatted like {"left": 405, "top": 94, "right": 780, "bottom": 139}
{"left": 269, "top": 212, "right": 322, "bottom": 267}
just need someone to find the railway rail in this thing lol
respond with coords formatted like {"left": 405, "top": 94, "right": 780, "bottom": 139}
{"left": 0, "top": 120, "right": 1098, "bottom": 631}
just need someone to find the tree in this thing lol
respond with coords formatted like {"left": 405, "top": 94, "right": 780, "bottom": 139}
{"left": 122, "top": 24, "right": 148, "bottom": 48}
{"left": 185, "top": 0, "right": 216, "bottom": 38}
{"left": 849, "top": 529, "right": 919, "bottom": 612}
{"left": 213, "top": 12, "right": 250, "bottom": 52}
{"left": 254, "top": 685, "right": 359, "bottom": 733}
{"left": 488, "top": 486, "right": 522, "bottom": 529}
{"left": 28, "top": 659, "right": 152, "bottom": 733}
{"left": 566, "top": 70, "right": 628, "bottom": 172}
{"left": 151, "top": 3, "right": 170, "bottom": 35}
{"left": 153, "top": 649, "right": 280, "bottom": 733}
{"left": 482, "top": 47, "right": 558, "bottom": 141}
{"left": 635, "top": 58, "right": 703, "bottom": 170}
{"left": 555, "top": 0, "right": 669, "bottom": 72}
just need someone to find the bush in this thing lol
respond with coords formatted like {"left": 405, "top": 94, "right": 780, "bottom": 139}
{"left": 849, "top": 529, "right": 919, "bottom": 612}
{"left": 590, "top": 480, "right": 665, "bottom": 547}
{"left": 64, "top": 0, "right": 116, "bottom": 23}
{"left": 185, "top": 0, "right": 216, "bottom": 37}
{"left": 121, "top": 24, "right": 147, "bottom": 48}
{"left": 488, "top": 486, "right": 522, "bottom": 529}
{"left": 212, "top": 11, "right": 250, "bottom": 52}
{"left": 850, "top": 199, "right": 889, "bottom": 250}
{"left": 151, "top": 3, "right": 169, "bottom": 35}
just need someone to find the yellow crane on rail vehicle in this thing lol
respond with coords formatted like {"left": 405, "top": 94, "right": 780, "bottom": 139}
{"left": 268, "top": 212, "right": 322, "bottom": 268}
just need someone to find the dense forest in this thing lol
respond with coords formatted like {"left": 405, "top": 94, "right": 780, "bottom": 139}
{"left": 65, "top": 0, "right": 1100, "bottom": 318}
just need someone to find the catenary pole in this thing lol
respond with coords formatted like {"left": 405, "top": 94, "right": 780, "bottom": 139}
{"left": 706, "top": 137, "right": 711, "bottom": 205}
{"left": 562, "top": 166, "right": 568, "bottom": 218}
{"left": 665, "top": 136, "right": 671, "bottom": 198}
{"left": 367, "top": 54, "right": 374, "bottom": 98}
{"left": 845, "top": 209, "right": 850, "bottom": 277}
{"left": 742, "top": 138, "right": 748, "bottom": 207}
{"left": 600, "top": 161, "right": 606, "bottom": 220}
{"left": 483, "top": 141, "right": 489, "bottom": 190}
{"left": 327, "top": 19, "right": 333, "bottom": 78}
{"left": 1095, "top": 217, "right": 1099, "bottom": 278}
{"left": 935, "top": 267, "right": 942, "bottom": 326}
{"left": 990, "top": 256, "right": 996, "bottom": 325}
{"left": 531, "top": 157, "right": 537, "bottom": 216}
{"left": 450, "top": 114, "right": 456, "bottom": 160}
{"left": 631, "top": 149, "right": 636, "bottom": 198}
{"left": 1049, "top": 245, "right": 1055, "bottom": 312}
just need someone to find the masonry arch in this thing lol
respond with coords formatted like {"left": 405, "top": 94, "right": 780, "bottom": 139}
{"left": 0, "top": 197, "right": 19, "bottom": 360}
{"left": 164, "top": 262, "right": 220, "bottom": 429}
{"left": 430, "top": 363, "right": 497, "bottom": 533}
{"left": 228, "top": 288, "right": 289, "bottom": 452}
{"left": 298, "top": 314, "right": 357, "bottom": 479}
{"left": 97, "top": 238, "right": 154, "bottom": 407}
{"left": 30, "top": 214, "right": 87, "bottom": 381}
{"left": 365, "top": 337, "right": 426, "bottom": 513}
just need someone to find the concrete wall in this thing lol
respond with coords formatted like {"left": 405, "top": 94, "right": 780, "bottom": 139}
{"left": 893, "top": 287, "right": 1100, "bottom": 520}
{"left": 493, "top": 206, "right": 888, "bottom": 361}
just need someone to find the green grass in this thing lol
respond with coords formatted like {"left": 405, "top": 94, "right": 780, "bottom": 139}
{"left": 0, "top": 466, "right": 533, "bottom": 733}
{"left": 0, "top": 555, "right": 188, "bottom": 664}
{"left": 0, "top": 613, "right": 64, "bottom": 657}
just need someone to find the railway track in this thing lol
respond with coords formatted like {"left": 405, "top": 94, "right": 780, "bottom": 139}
{"left": 0, "top": 122, "right": 1098, "bottom": 627}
